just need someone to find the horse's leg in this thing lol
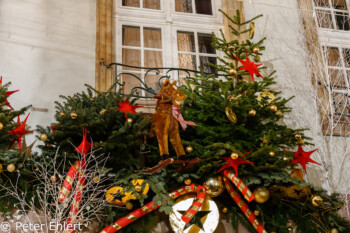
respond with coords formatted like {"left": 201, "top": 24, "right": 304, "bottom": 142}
{"left": 154, "top": 115, "right": 170, "bottom": 159}
{"left": 169, "top": 121, "right": 185, "bottom": 157}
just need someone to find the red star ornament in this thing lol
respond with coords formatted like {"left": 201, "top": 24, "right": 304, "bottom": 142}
{"left": 8, "top": 113, "right": 33, "bottom": 150}
{"left": 75, "top": 128, "right": 92, "bottom": 157}
{"left": 1, "top": 77, "right": 19, "bottom": 109}
{"left": 233, "top": 52, "right": 263, "bottom": 82}
{"left": 116, "top": 98, "right": 143, "bottom": 120}
{"left": 291, "top": 145, "right": 320, "bottom": 174}
{"left": 218, "top": 151, "right": 254, "bottom": 175}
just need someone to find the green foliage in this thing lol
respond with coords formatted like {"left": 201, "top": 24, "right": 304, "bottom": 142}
{"left": 36, "top": 84, "right": 151, "bottom": 172}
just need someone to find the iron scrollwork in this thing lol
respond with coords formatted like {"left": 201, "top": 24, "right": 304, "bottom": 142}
{"left": 106, "top": 63, "right": 208, "bottom": 98}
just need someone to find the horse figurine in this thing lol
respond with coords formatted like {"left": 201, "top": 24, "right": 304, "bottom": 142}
{"left": 150, "top": 79, "right": 196, "bottom": 160}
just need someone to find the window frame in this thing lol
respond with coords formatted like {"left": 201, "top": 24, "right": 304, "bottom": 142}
{"left": 114, "top": 0, "right": 224, "bottom": 95}
{"left": 313, "top": 0, "right": 350, "bottom": 31}
{"left": 311, "top": 0, "right": 350, "bottom": 135}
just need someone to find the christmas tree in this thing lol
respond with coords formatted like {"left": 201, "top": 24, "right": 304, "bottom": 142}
{"left": 99, "top": 11, "right": 350, "bottom": 233}
{"left": 0, "top": 77, "right": 37, "bottom": 213}
{"left": 28, "top": 10, "right": 350, "bottom": 233}
{"left": 36, "top": 84, "right": 151, "bottom": 172}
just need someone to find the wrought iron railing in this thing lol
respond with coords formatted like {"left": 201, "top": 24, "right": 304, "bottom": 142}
{"left": 106, "top": 63, "right": 217, "bottom": 98}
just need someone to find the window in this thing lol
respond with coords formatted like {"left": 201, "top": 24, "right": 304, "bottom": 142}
{"left": 175, "top": 0, "right": 213, "bottom": 15}
{"left": 122, "top": 0, "right": 161, "bottom": 10}
{"left": 314, "top": 0, "right": 350, "bottom": 30}
{"left": 115, "top": 0, "right": 223, "bottom": 96}
{"left": 177, "top": 31, "right": 217, "bottom": 74}
{"left": 323, "top": 47, "right": 350, "bottom": 116}
{"left": 309, "top": 0, "right": 350, "bottom": 135}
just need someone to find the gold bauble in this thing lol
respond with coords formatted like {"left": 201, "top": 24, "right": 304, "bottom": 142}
{"left": 295, "top": 133, "right": 302, "bottom": 140}
{"left": 249, "top": 109, "right": 256, "bottom": 116}
{"left": 229, "top": 68, "right": 237, "bottom": 76}
{"left": 7, "top": 163, "right": 15, "bottom": 172}
{"left": 254, "top": 210, "right": 260, "bottom": 216}
{"left": 253, "top": 187, "right": 270, "bottom": 203}
{"left": 125, "top": 201, "right": 133, "bottom": 210}
{"left": 184, "top": 178, "right": 192, "bottom": 186}
{"left": 287, "top": 226, "right": 293, "bottom": 232}
{"left": 185, "top": 145, "right": 193, "bottom": 153}
{"left": 127, "top": 118, "right": 134, "bottom": 124}
{"left": 230, "top": 152, "right": 239, "bottom": 160}
{"left": 283, "top": 156, "right": 289, "bottom": 161}
{"left": 204, "top": 176, "right": 224, "bottom": 197}
{"left": 70, "top": 112, "right": 78, "bottom": 119}
{"left": 311, "top": 195, "right": 323, "bottom": 207}
{"left": 298, "top": 139, "right": 305, "bottom": 145}
{"left": 269, "top": 104, "right": 278, "bottom": 112}
{"left": 275, "top": 110, "right": 283, "bottom": 118}
{"left": 269, "top": 151, "right": 275, "bottom": 157}
{"left": 0, "top": 164, "right": 3, "bottom": 172}
{"left": 222, "top": 207, "right": 229, "bottom": 213}
{"left": 331, "top": 228, "right": 339, "bottom": 233}
{"left": 40, "top": 133, "right": 48, "bottom": 142}
{"left": 99, "top": 109, "right": 107, "bottom": 115}
{"left": 254, "top": 55, "right": 261, "bottom": 62}
{"left": 0, "top": 122, "right": 3, "bottom": 130}
{"left": 253, "top": 46, "right": 260, "bottom": 54}
{"left": 135, "top": 185, "right": 142, "bottom": 192}
{"left": 50, "top": 175, "right": 58, "bottom": 182}
{"left": 59, "top": 112, "right": 65, "bottom": 117}
{"left": 92, "top": 176, "right": 100, "bottom": 183}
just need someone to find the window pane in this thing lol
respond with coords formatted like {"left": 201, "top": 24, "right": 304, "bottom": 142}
{"left": 123, "top": 0, "right": 140, "bottom": 7}
{"left": 122, "top": 26, "right": 140, "bottom": 47}
{"left": 145, "top": 75, "right": 162, "bottom": 97}
{"left": 343, "top": 49, "right": 350, "bottom": 67}
{"left": 332, "top": 92, "right": 350, "bottom": 115}
{"left": 325, "top": 47, "right": 341, "bottom": 66}
{"left": 177, "top": 31, "right": 195, "bottom": 52}
{"left": 195, "top": 0, "right": 212, "bottom": 15}
{"left": 200, "top": 56, "right": 217, "bottom": 74}
{"left": 121, "top": 73, "right": 142, "bottom": 95}
{"left": 144, "top": 28, "right": 162, "bottom": 48}
{"left": 316, "top": 9, "right": 334, "bottom": 29}
{"left": 177, "top": 32, "right": 196, "bottom": 52}
{"left": 198, "top": 33, "right": 215, "bottom": 54}
{"left": 314, "top": 0, "right": 330, "bottom": 7}
{"left": 122, "top": 49, "right": 141, "bottom": 70}
{"left": 144, "top": 0, "right": 160, "bottom": 9}
{"left": 328, "top": 68, "right": 346, "bottom": 89}
{"left": 335, "top": 11, "right": 350, "bottom": 30}
{"left": 175, "top": 0, "right": 193, "bottom": 13}
{"left": 178, "top": 54, "right": 196, "bottom": 70}
{"left": 144, "top": 50, "right": 163, "bottom": 67}
{"left": 332, "top": 0, "right": 347, "bottom": 9}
